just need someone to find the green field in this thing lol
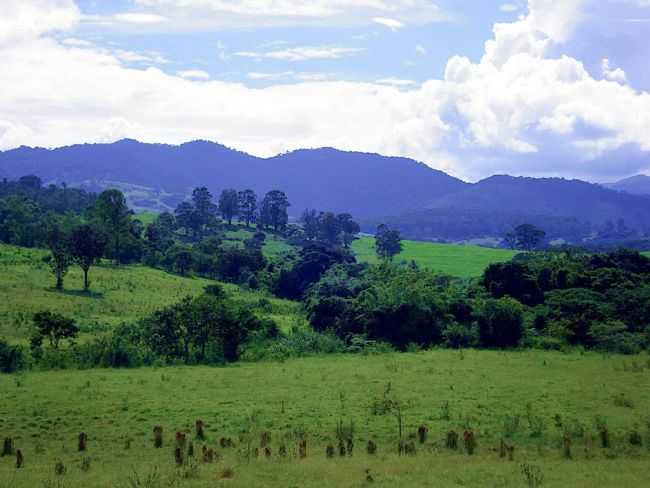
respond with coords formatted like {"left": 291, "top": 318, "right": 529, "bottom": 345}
{"left": 0, "top": 244, "right": 300, "bottom": 342}
{"left": 353, "top": 237, "right": 517, "bottom": 278}
{"left": 1, "top": 349, "right": 649, "bottom": 487}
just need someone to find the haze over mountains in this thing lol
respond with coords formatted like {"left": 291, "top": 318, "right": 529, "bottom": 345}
{"left": 1, "top": 139, "right": 649, "bottom": 242}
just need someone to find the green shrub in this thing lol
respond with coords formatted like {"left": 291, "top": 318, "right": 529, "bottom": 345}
{"left": 0, "top": 339, "right": 25, "bottom": 373}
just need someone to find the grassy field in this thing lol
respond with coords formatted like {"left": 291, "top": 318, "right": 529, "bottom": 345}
{"left": 1, "top": 349, "right": 649, "bottom": 487}
{"left": 0, "top": 244, "right": 300, "bottom": 342}
{"left": 353, "top": 237, "right": 517, "bottom": 278}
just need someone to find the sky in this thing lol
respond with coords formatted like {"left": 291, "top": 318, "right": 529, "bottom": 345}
{"left": 0, "top": 0, "right": 649, "bottom": 182}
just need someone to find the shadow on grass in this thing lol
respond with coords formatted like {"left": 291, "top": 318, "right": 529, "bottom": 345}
{"left": 48, "top": 288, "right": 105, "bottom": 299}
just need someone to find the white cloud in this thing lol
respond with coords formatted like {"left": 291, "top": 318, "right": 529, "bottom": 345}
{"left": 601, "top": 58, "right": 627, "bottom": 83}
{"left": 500, "top": 3, "right": 519, "bottom": 12}
{"left": 62, "top": 37, "right": 93, "bottom": 47}
{"left": 372, "top": 17, "right": 405, "bottom": 31}
{"left": 376, "top": 78, "right": 417, "bottom": 87}
{"left": 415, "top": 45, "right": 427, "bottom": 55}
{"left": 115, "top": 49, "right": 169, "bottom": 64}
{"left": 178, "top": 70, "right": 211, "bottom": 80}
{"left": 121, "top": 0, "right": 449, "bottom": 30}
{"left": 1, "top": 0, "right": 650, "bottom": 182}
{"left": 234, "top": 46, "right": 364, "bottom": 62}
{"left": 112, "top": 13, "right": 168, "bottom": 24}
{"left": 0, "top": 0, "right": 80, "bottom": 45}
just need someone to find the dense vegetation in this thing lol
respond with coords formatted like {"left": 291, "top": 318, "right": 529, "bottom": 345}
{"left": 1, "top": 174, "right": 649, "bottom": 377}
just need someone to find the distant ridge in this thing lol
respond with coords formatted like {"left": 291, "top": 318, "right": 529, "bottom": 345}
{"left": 604, "top": 174, "right": 650, "bottom": 196}
{"left": 0, "top": 139, "right": 468, "bottom": 218}
{"left": 2, "top": 139, "right": 650, "bottom": 240}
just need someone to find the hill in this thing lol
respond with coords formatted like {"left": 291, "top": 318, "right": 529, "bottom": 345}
{"left": 0, "top": 244, "right": 300, "bottom": 342}
{"left": 352, "top": 236, "right": 516, "bottom": 277}
{"left": 427, "top": 175, "right": 650, "bottom": 229}
{"left": 0, "top": 139, "right": 468, "bottom": 218}
{"left": 604, "top": 174, "right": 650, "bottom": 196}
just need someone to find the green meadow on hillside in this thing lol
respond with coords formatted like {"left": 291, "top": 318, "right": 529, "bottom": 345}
{"left": 0, "top": 244, "right": 300, "bottom": 342}
{"left": 1, "top": 349, "right": 649, "bottom": 487}
{"left": 352, "top": 236, "right": 517, "bottom": 278}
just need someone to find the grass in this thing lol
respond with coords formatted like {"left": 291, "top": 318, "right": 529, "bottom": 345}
{"left": 133, "top": 212, "right": 158, "bottom": 226}
{"left": 353, "top": 237, "right": 518, "bottom": 278}
{"left": 0, "top": 244, "right": 301, "bottom": 342}
{"left": 1, "top": 349, "right": 649, "bottom": 487}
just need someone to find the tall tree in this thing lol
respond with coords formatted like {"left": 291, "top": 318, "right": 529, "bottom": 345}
{"left": 318, "top": 212, "right": 341, "bottom": 246}
{"left": 513, "top": 224, "right": 546, "bottom": 251}
{"left": 219, "top": 189, "right": 239, "bottom": 225}
{"left": 174, "top": 201, "right": 198, "bottom": 238}
{"left": 375, "top": 224, "right": 403, "bottom": 261}
{"left": 237, "top": 189, "right": 257, "bottom": 227}
{"left": 91, "top": 189, "right": 131, "bottom": 264}
{"left": 301, "top": 209, "right": 320, "bottom": 240}
{"left": 191, "top": 187, "right": 217, "bottom": 239}
{"left": 337, "top": 213, "right": 360, "bottom": 248}
{"left": 44, "top": 219, "right": 71, "bottom": 290}
{"left": 70, "top": 224, "right": 107, "bottom": 291}
{"left": 259, "top": 190, "right": 290, "bottom": 232}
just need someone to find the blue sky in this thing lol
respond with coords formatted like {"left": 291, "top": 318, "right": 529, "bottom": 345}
{"left": 71, "top": 0, "right": 513, "bottom": 87}
{"left": 1, "top": 0, "right": 649, "bottom": 182}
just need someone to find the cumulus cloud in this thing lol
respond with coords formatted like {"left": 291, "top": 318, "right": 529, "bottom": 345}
{"left": 601, "top": 58, "right": 627, "bottom": 83}
{"left": 112, "top": 13, "right": 168, "bottom": 24}
{"left": 1, "top": 0, "right": 650, "bottom": 182}
{"left": 0, "top": 0, "right": 79, "bottom": 45}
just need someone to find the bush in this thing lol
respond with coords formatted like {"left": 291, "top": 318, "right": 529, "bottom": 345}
{"left": 240, "top": 327, "right": 345, "bottom": 362}
{"left": 0, "top": 339, "right": 25, "bottom": 373}
{"left": 442, "top": 323, "right": 478, "bottom": 349}
{"left": 476, "top": 298, "right": 524, "bottom": 348}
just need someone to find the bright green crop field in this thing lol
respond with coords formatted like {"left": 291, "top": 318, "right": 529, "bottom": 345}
{"left": 1, "top": 349, "right": 649, "bottom": 487}
{"left": 352, "top": 237, "right": 517, "bottom": 278}
{"left": 0, "top": 244, "right": 300, "bottom": 342}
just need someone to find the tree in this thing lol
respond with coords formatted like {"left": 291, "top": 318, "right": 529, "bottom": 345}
{"left": 337, "top": 213, "right": 360, "bottom": 248}
{"left": 259, "top": 190, "right": 290, "bottom": 231}
{"left": 375, "top": 224, "right": 403, "bottom": 261}
{"left": 70, "top": 224, "right": 107, "bottom": 291}
{"left": 44, "top": 219, "right": 71, "bottom": 290}
{"left": 301, "top": 209, "right": 320, "bottom": 241}
{"left": 476, "top": 298, "right": 524, "bottom": 348}
{"left": 174, "top": 201, "right": 198, "bottom": 237}
{"left": 32, "top": 311, "right": 79, "bottom": 349}
{"left": 192, "top": 187, "right": 217, "bottom": 239}
{"left": 218, "top": 189, "right": 239, "bottom": 225}
{"left": 238, "top": 189, "right": 257, "bottom": 227}
{"left": 318, "top": 212, "right": 341, "bottom": 246}
{"left": 513, "top": 224, "right": 546, "bottom": 251}
{"left": 91, "top": 190, "right": 131, "bottom": 263}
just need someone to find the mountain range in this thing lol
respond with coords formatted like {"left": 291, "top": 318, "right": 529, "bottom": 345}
{"left": 1, "top": 139, "right": 649, "bottom": 241}
{"left": 604, "top": 174, "right": 650, "bottom": 197}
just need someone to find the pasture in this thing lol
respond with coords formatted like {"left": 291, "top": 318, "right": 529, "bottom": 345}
{"left": 1, "top": 349, "right": 649, "bottom": 487}
{"left": 0, "top": 244, "right": 300, "bottom": 342}
{"left": 352, "top": 237, "right": 517, "bottom": 278}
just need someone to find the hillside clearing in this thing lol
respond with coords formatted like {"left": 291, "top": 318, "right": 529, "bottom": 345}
{"left": 352, "top": 236, "right": 517, "bottom": 278}
{"left": 0, "top": 244, "right": 300, "bottom": 342}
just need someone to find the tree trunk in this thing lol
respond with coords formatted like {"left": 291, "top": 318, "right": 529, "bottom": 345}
{"left": 56, "top": 273, "right": 63, "bottom": 290}
{"left": 83, "top": 267, "right": 89, "bottom": 291}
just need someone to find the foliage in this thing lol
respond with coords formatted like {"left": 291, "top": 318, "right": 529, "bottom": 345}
{"left": 32, "top": 311, "right": 79, "bottom": 349}
{"left": 259, "top": 190, "right": 290, "bottom": 231}
{"left": 375, "top": 224, "right": 403, "bottom": 261}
